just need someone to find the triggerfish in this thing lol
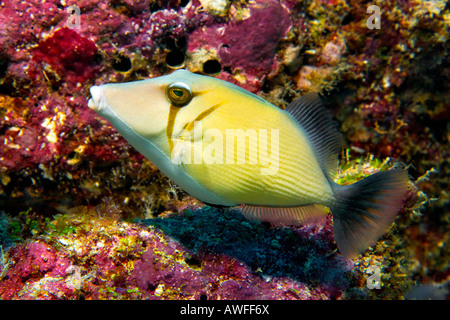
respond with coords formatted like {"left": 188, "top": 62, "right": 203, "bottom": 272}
{"left": 88, "top": 69, "right": 409, "bottom": 258}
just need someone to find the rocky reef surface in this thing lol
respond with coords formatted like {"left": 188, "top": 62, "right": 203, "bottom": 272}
{"left": 0, "top": 0, "right": 448, "bottom": 299}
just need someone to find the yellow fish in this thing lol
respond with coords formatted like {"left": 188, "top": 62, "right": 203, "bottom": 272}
{"left": 88, "top": 69, "right": 409, "bottom": 258}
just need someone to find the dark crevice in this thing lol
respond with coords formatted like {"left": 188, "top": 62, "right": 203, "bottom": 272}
{"left": 203, "top": 59, "right": 221, "bottom": 74}
{"left": 112, "top": 54, "right": 132, "bottom": 72}
{"left": 166, "top": 49, "right": 185, "bottom": 68}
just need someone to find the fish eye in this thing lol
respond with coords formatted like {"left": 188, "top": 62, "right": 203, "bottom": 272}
{"left": 167, "top": 82, "right": 192, "bottom": 106}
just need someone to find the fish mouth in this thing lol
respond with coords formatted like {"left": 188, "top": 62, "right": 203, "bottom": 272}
{"left": 88, "top": 86, "right": 103, "bottom": 111}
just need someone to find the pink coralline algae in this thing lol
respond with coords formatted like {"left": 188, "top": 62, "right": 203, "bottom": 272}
{"left": 188, "top": 0, "right": 292, "bottom": 79}
{"left": 320, "top": 39, "right": 345, "bottom": 66}
{"left": 184, "top": 0, "right": 292, "bottom": 92}
{"left": 0, "top": 242, "right": 72, "bottom": 299}
{"left": 31, "top": 28, "right": 100, "bottom": 84}
{"left": 0, "top": 204, "right": 353, "bottom": 300}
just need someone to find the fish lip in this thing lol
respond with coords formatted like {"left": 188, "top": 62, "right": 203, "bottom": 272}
{"left": 88, "top": 86, "right": 102, "bottom": 111}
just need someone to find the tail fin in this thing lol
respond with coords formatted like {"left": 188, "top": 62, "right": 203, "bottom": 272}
{"left": 331, "top": 169, "right": 409, "bottom": 258}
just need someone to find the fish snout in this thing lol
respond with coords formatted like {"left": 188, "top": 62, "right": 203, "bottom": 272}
{"left": 88, "top": 86, "right": 103, "bottom": 111}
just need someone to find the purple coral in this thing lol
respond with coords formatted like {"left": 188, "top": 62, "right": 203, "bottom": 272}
{"left": 217, "top": 0, "right": 292, "bottom": 77}
{"left": 187, "top": 0, "right": 292, "bottom": 91}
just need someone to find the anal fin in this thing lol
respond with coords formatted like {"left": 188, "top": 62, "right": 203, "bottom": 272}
{"left": 241, "top": 204, "right": 329, "bottom": 226}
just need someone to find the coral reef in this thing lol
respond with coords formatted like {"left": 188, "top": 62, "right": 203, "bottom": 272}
{"left": 0, "top": 0, "right": 448, "bottom": 299}
{"left": 0, "top": 202, "right": 346, "bottom": 300}
{"left": 0, "top": 157, "right": 425, "bottom": 300}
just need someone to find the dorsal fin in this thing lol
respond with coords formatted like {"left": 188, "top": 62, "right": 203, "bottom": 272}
{"left": 285, "top": 92, "right": 344, "bottom": 179}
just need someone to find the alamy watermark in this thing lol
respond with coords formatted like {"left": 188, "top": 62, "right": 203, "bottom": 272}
{"left": 366, "top": 265, "right": 381, "bottom": 290}
{"left": 367, "top": 5, "right": 381, "bottom": 29}
{"left": 66, "top": 5, "right": 81, "bottom": 30}
{"left": 170, "top": 121, "right": 280, "bottom": 176}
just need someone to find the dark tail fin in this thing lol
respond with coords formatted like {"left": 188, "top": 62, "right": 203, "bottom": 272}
{"left": 331, "top": 169, "right": 409, "bottom": 258}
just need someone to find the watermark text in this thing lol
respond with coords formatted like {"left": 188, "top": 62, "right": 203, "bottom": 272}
{"left": 170, "top": 121, "right": 280, "bottom": 176}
